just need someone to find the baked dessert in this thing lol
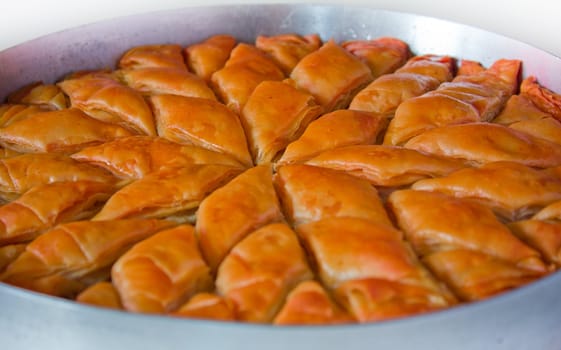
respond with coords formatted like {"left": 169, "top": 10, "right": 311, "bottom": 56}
{"left": 0, "top": 32, "right": 559, "bottom": 326}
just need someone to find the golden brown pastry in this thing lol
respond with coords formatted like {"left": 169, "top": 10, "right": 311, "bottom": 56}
{"left": 334, "top": 278, "right": 449, "bottom": 323}
{"left": 295, "top": 217, "right": 446, "bottom": 291}
{"left": 274, "top": 164, "right": 392, "bottom": 226}
{"left": 385, "top": 59, "right": 520, "bottom": 145}
{"left": 520, "top": 76, "right": 561, "bottom": 120}
{"left": 404, "top": 122, "right": 561, "bottom": 167}
{"left": 185, "top": 35, "right": 237, "bottom": 82}
{"left": 215, "top": 223, "right": 313, "bottom": 323}
{"left": 240, "top": 80, "right": 322, "bottom": 164}
{"left": 1, "top": 219, "right": 175, "bottom": 296}
{"left": 532, "top": 200, "right": 561, "bottom": 221}
{"left": 196, "top": 164, "right": 284, "bottom": 271}
{"left": 71, "top": 136, "right": 244, "bottom": 180}
{"left": 118, "top": 44, "right": 187, "bottom": 70}
{"left": 0, "top": 104, "right": 50, "bottom": 127}
{"left": 0, "top": 243, "right": 25, "bottom": 272}
{"left": 349, "top": 54, "right": 454, "bottom": 115}
{"left": 304, "top": 145, "right": 465, "bottom": 187}
{"left": 112, "top": 225, "right": 212, "bottom": 313}
{"left": 210, "top": 43, "right": 285, "bottom": 114}
{"left": 58, "top": 75, "right": 156, "bottom": 135}
{"left": 273, "top": 280, "right": 352, "bottom": 325}
{"left": 0, "top": 153, "right": 116, "bottom": 201}
{"left": 342, "top": 37, "right": 410, "bottom": 78}
{"left": 509, "top": 117, "right": 561, "bottom": 146}
{"left": 149, "top": 94, "right": 252, "bottom": 166}
{"left": 411, "top": 161, "right": 561, "bottom": 220}
{"left": 172, "top": 292, "right": 236, "bottom": 321}
{"left": 93, "top": 165, "right": 241, "bottom": 222}
{"left": 255, "top": 33, "right": 322, "bottom": 74}
{"left": 118, "top": 67, "right": 217, "bottom": 100}
{"left": 76, "top": 281, "right": 123, "bottom": 309}
{"left": 7, "top": 82, "right": 67, "bottom": 110}
{"left": 492, "top": 94, "right": 551, "bottom": 125}
{"left": 290, "top": 40, "right": 372, "bottom": 112}
{"left": 0, "top": 108, "right": 133, "bottom": 154}
{"left": 508, "top": 220, "right": 561, "bottom": 266}
{"left": 277, "top": 109, "right": 387, "bottom": 166}
{"left": 423, "top": 249, "right": 545, "bottom": 301}
{"left": 388, "top": 189, "right": 548, "bottom": 300}
{"left": 456, "top": 59, "right": 485, "bottom": 76}
{"left": 0, "top": 181, "right": 115, "bottom": 247}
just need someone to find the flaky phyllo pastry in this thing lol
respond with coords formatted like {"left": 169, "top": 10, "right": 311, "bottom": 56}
{"left": 0, "top": 32, "right": 560, "bottom": 326}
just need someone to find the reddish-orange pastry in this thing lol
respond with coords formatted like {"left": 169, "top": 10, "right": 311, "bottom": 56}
{"left": 76, "top": 281, "right": 123, "bottom": 309}
{"left": 274, "top": 164, "right": 391, "bottom": 226}
{"left": 215, "top": 223, "right": 313, "bottom": 323}
{"left": 0, "top": 153, "right": 116, "bottom": 201}
{"left": 0, "top": 104, "right": 51, "bottom": 127}
{"left": 71, "top": 136, "right": 244, "bottom": 180}
{"left": 118, "top": 67, "right": 217, "bottom": 100}
{"left": 240, "top": 80, "right": 322, "bottom": 164}
{"left": 305, "top": 145, "right": 464, "bottom": 187}
{"left": 411, "top": 161, "right": 561, "bottom": 220}
{"left": 210, "top": 43, "right": 285, "bottom": 114}
{"left": 349, "top": 54, "right": 454, "bottom": 115}
{"left": 112, "top": 225, "right": 212, "bottom": 313}
{"left": 150, "top": 94, "right": 252, "bottom": 166}
{"left": 93, "top": 164, "right": 241, "bottom": 222}
{"left": 118, "top": 44, "right": 187, "bottom": 70}
{"left": 404, "top": 122, "right": 561, "bottom": 168}
{"left": 290, "top": 40, "right": 373, "bottom": 112}
{"left": 520, "top": 75, "right": 561, "bottom": 121}
{"left": 342, "top": 37, "right": 410, "bottom": 78}
{"left": 58, "top": 75, "right": 156, "bottom": 135}
{"left": 277, "top": 109, "right": 387, "bottom": 166}
{"left": 273, "top": 280, "right": 352, "bottom": 325}
{"left": 0, "top": 181, "right": 114, "bottom": 246}
{"left": 6, "top": 82, "right": 67, "bottom": 110}
{"left": 1, "top": 219, "right": 175, "bottom": 296}
{"left": 196, "top": 164, "right": 284, "bottom": 270}
{"left": 0, "top": 244, "right": 26, "bottom": 272}
{"left": 508, "top": 220, "right": 561, "bottom": 266}
{"left": 172, "top": 292, "right": 236, "bottom": 321}
{"left": 255, "top": 33, "right": 322, "bottom": 74}
{"left": 0, "top": 108, "right": 132, "bottom": 154}
{"left": 493, "top": 94, "right": 551, "bottom": 125}
{"left": 185, "top": 35, "right": 237, "bottom": 82}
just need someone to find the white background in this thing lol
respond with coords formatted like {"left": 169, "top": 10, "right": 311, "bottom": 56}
{"left": 1, "top": 0, "right": 560, "bottom": 56}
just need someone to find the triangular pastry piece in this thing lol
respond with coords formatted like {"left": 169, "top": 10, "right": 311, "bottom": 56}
{"left": 210, "top": 43, "right": 285, "bottom": 114}
{"left": 274, "top": 164, "right": 392, "bottom": 226}
{"left": 118, "top": 67, "right": 217, "bottom": 100}
{"left": 240, "top": 80, "right": 322, "bottom": 164}
{"left": 150, "top": 94, "right": 252, "bottom": 167}
{"left": 1, "top": 219, "right": 175, "bottom": 295}
{"left": 277, "top": 109, "right": 387, "bottom": 166}
{"left": 196, "top": 164, "right": 284, "bottom": 270}
{"left": 0, "top": 153, "right": 116, "bottom": 201}
{"left": 185, "top": 35, "right": 237, "bottom": 82}
{"left": 342, "top": 37, "right": 410, "bottom": 78}
{"left": 290, "top": 40, "right": 372, "bottom": 112}
{"left": 58, "top": 75, "right": 156, "bottom": 135}
{"left": 508, "top": 220, "right": 561, "bottom": 266}
{"left": 93, "top": 164, "right": 241, "bottom": 222}
{"left": 520, "top": 76, "right": 561, "bottom": 121}
{"left": 412, "top": 161, "right": 561, "bottom": 220}
{"left": 71, "top": 136, "right": 244, "bottom": 180}
{"left": 6, "top": 82, "right": 67, "bottom": 110}
{"left": 0, "top": 108, "right": 132, "bottom": 154}
{"left": 215, "top": 223, "right": 313, "bottom": 323}
{"left": 273, "top": 280, "right": 352, "bottom": 325}
{"left": 172, "top": 292, "right": 236, "bottom": 321}
{"left": 111, "top": 225, "right": 212, "bottom": 313}
{"left": 255, "top": 33, "right": 322, "bottom": 75}
{"left": 0, "top": 104, "right": 51, "bottom": 127}
{"left": 404, "top": 122, "right": 561, "bottom": 167}
{"left": 305, "top": 145, "right": 465, "bottom": 187}
{"left": 0, "top": 181, "right": 115, "bottom": 246}
{"left": 118, "top": 44, "right": 187, "bottom": 70}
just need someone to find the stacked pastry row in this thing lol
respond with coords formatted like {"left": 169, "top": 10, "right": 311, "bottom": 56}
{"left": 0, "top": 33, "right": 560, "bottom": 325}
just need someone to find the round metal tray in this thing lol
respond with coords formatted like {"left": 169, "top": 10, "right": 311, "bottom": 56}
{"left": 0, "top": 4, "right": 560, "bottom": 350}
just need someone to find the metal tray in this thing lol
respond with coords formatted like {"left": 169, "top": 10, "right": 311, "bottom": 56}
{"left": 0, "top": 4, "right": 560, "bottom": 350}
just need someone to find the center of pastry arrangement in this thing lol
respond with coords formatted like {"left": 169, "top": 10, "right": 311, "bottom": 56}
{"left": 0, "top": 33, "right": 560, "bottom": 325}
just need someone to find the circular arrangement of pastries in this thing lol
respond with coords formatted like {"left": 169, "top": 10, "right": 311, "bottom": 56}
{"left": 0, "top": 33, "right": 560, "bottom": 325}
